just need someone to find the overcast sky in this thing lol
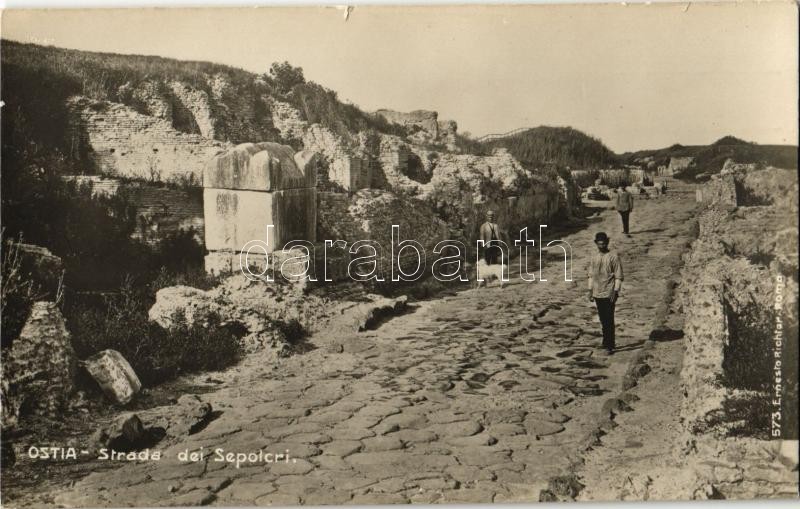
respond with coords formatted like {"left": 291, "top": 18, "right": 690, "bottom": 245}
{"left": 2, "top": 3, "right": 797, "bottom": 152}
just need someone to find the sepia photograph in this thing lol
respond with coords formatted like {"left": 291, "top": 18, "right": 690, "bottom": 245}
{"left": 0, "top": 2, "right": 798, "bottom": 507}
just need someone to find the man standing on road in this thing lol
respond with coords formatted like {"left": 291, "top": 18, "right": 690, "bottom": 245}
{"left": 479, "top": 210, "right": 505, "bottom": 265}
{"left": 587, "top": 232, "right": 624, "bottom": 355}
{"left": 616, "top": 185, "right": 634, "bottom": 235}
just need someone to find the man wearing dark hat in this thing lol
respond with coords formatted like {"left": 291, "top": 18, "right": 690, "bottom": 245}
{"left": 587, "top": 231, "right": 624, "bottom": 354}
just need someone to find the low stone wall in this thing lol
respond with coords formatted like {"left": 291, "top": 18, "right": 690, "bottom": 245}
{"left": 423, "top": 150, "right": 563, "bottom": 242}
{"left": 677, "top": 168, "right": 798, "bottom": 497}
{"left": 570, "top": 168, "right": 645, "bottom": 188}
{"left": 695, "top": 174, "right": 737, "bottom": 208}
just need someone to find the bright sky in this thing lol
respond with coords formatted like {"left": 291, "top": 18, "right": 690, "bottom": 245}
{"left": 2, "top": 2, "right": 798, "bottom": 152}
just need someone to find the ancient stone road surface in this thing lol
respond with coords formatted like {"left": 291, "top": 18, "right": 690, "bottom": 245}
{"left": 55, "top": 183, "right": 698, "bottom": 507}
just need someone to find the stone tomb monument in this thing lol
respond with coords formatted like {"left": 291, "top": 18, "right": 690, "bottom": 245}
{"left": 203, "top": 142, "right": 318, "bottom": 275}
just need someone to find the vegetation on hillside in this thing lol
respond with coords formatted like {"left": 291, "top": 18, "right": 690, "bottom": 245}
{"left": 622, "top": 135, "right": 797, "bottom": 179}
{"left": 1, "top": 41, "right": 407, "bottom": 151}
{"left": 480, "top": 126, "right": 619, "bottom": 170}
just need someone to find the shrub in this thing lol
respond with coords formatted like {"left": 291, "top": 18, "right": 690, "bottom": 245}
{"left": 0, "top": 236, "right": 50, "bottom": 348}
{"left": 66, "top": 278, "right": 243, "bottom": 386}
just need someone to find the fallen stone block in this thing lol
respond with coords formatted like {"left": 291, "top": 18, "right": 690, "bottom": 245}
{"left": 148, "top": 285, "right": 224, "bottom": 329}
{"left": 83, "top": 349, "right": 142, "bottom": 405}
{"left": 92, "top": 395, "right": 213, "bottom": 451}
{"left": 91, "top": 414, "right": 147, "bottom": 451}
{"left": 355, "top": 295, "right": 408, "bottom": 331}
{"left": 148, "top": 394, "right": 213, "bottom": 437}
{"left": 6, "top": 242, "right": 64, "bottom": 297}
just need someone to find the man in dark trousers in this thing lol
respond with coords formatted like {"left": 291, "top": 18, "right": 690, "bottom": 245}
{"left": 587, "top": 231, "right": 624, "bottom": 355}
{"left": 479, "top": 210, "right": 505, "bottom": 264}
{"left": 616, "top": 185, "right": 634, "bottom": 235}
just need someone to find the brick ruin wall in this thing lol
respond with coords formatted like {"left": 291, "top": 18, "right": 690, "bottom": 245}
{"left": 67, "top": 97, "right": 227, "bottom": 184}
{"left": 65, "top": 176, "right": 204, "bottom": 247}
{"left": 269, "top": 99, "right": 372, "bottom": 192}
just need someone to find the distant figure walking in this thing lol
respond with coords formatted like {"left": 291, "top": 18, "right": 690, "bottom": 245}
{"left": 479, "top": 210, "right": 505, "bottom": 265}
{"left": 587, "top": 232, "right": 624, "bottom": 355}
{"left": 616, "top": 186, "right": 634, "bottom": 235}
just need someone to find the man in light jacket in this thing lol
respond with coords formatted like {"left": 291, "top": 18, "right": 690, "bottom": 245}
{"left": 587, "top": 231, "right": 624, "bottom": 355}
{"left": 616, "top": 186, "right": 634, "bottom": 235}
{"left": 479, "top": 210, "right": 506, "bottom": 265}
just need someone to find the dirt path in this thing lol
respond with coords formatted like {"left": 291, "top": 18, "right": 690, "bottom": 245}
{"left": 20, "top": 182, "right": 698, "bottom": 507}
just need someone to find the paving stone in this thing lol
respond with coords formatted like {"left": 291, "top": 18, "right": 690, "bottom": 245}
{"left": 312, "top": 455, "right": 353, "bottom": 471}
{"left": 254, "top": 492, "right": 302, "bottom": 506}
{"left": 349, "top": 492, "right": 409, "bottom": 504}
{"left": 367, "top": 477, "right": 408, "bottom": 493}
{"left": 331, "top": 427, "right": 375, "bottom": 440}
{"left": 269, "top": 442, "right": 321, "bottom": 459}
{"left": 321, "top": 440, "right": 363, "bottom": 457}
{"left": 456, "top": 449, "right": 513, "bottom": 467}
{"left": 524, "top": 418, "right": 566, "bottom": 437}
{"left": 393, "top": 429, "right": 438, "bottom": 444}
{"left": 306, "top": 410, "right": 353, "bottom": 424}
{"left": 430, "top": 420, "right": 483, "bottom": 438}
{"left": 445, "top": 465, "right": 497, "bottom": 482}
{"left": 163, "top": 490, "right": 216, "bottom": 506}
{"left": 302, "top": 488, "right": 353, "bottom": 505}
{"left": 362, "top": 436, "right": 405, "bottom": 452}
{"left": 285, "top": 432, "right": 332, "bottom": 444}
{"left": 428, "top": 410, "right": 471, "bottom": 424}
{"left": 270, "top": 458, "right": 315, "bottom": 475}
{"left": 214, "top": 480, "right": 277, "bottom": 503}
{"left": 445, "top": 432, "right": 498, "bottom": 447}
{"left": 489, "top": 423, "right": 526, "bottom": 436}
{"left": 439, "top": 487, "right": 496, "bottom": 503}
{"left": 379, "top": 411, "right": 429, "bottom": 429}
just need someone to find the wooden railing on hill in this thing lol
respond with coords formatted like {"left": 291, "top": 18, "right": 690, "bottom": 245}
{"left": 475, "top": 127, "right": 531, "bottom": 143}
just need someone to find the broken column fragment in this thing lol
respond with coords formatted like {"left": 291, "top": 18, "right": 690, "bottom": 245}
{"left": 83, "top": 349, "right": 142, "bottom": 405}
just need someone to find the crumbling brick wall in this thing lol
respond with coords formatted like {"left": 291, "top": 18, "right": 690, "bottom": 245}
{"left": 67, "top": 97, "right": 227, "bottom": 183}
{"left": 66, "top": 176, "right": 204, "bottom": 247}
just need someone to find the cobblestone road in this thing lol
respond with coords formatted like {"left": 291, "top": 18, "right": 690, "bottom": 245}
{"left": 55, "top": 183, "right": 698, "bottom": 507}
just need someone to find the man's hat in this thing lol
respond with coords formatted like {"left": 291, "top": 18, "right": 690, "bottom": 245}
{"left": 486, "top": 210, "right": 495, "bottom": 216}
{"left": 594, "top": 232, "right": 609, "bottom": 242}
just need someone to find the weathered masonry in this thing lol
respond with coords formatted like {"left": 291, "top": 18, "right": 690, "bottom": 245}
{"left": 203, "top": 142, "right": 318, "bottom": 274}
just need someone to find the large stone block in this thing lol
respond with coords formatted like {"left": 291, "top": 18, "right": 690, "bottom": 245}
{"left": 204, "top": 142, "right": 314, "bottom": 191}
{"left": 2, "top": 302, "right": 77, "bottom": 426}
{"left": 203, "top": 187, "right": 316, "bottom": 252}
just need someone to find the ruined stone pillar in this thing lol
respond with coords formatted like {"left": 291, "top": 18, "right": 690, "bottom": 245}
{"left": 203, "top": 142, "right": 317, "bottom": 275}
